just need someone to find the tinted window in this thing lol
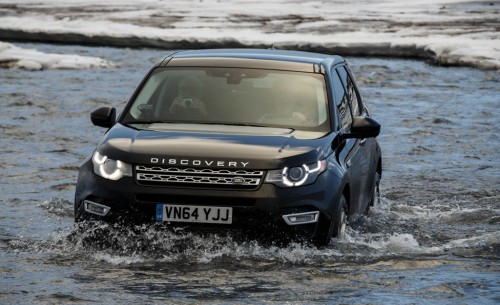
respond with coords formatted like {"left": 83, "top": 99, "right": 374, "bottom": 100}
{"left": 337, "top": 66, "right": 348, "bottom": 87}
{"left": 346, "top": 73, "right": 361, "bottom": 116}
{"left": 332, "top": 69, "right": 352, "bottom": 130}
{"left": 338, "top": 66, "right": 363, "bottom": 117}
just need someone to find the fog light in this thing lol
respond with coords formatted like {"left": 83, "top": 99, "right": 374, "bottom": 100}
{"left": 84, "top": 200, "right": 111, "bottom": 216}
{"left": 282, "top": 211, "right": 319, "bottom": 225}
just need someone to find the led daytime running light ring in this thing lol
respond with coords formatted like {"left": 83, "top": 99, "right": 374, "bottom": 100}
{"left": 282, "top": 164, "right": 310, "bottom": 187}
{"left": 92, "top": 151, "right": 131, "bottom": 180}
{"left": 308, "top": 160, "right": 326, "bottom": 173}
{"left": 93, "top": 151, "right": 107, "bottom": 164}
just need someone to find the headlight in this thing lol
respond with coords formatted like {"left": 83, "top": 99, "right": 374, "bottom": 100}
{"left": 92, "top": 151, "right": 132, "bottom": 180}
{"left": 265, "top": 160, "right": 327, "bottom": 188}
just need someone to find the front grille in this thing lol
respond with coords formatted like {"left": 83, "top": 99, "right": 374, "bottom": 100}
{"left": 135, "top": 165, "right": 265, "bottom": 190}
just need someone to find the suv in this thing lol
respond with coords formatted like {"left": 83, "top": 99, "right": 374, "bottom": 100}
{"left": 75, "top": 49, "right": 382, "bottom": 246}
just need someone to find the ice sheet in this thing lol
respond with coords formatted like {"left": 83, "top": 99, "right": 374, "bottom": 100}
{"left": 0, "top": 41, "right": 111, "bottom": 70}
{"left": 0, "top": 0, "right": 498, "bottom": 70}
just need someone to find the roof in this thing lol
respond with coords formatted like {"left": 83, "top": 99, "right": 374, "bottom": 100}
{"left": 162, "top": 49, "right": 345, "bottom": 73}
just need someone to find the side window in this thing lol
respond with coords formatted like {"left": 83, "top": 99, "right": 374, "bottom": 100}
{"left": 345, "top": 66, "right": 363, "bottom": 116}
{"left": 331, "top": 68, "right": 352, "bottom": 130}
{"left": 338, "top": 66, "right": 362, "bottom": 117}
{"left": 337, "top": 66, "right": 348, "bottom": 88}
{"left": 346, "top": 74, "right": 360, "bottom": 116}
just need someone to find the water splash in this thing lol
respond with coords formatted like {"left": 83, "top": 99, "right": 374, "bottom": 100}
{"left": 38, "top": 197, "right": 73, "bottom": 217}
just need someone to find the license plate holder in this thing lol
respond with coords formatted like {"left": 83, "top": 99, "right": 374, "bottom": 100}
{"left": 156, "top": 204, "right": 233, "bottom": 224}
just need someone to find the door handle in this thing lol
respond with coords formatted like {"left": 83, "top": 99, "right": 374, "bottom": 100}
{"left": 360, "top": 138, "right": 367, "bottom": 146}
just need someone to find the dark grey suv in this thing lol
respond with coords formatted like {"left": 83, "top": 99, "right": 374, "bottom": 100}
{"left": 75, "top": 49, "right": 382, "bottom": 246}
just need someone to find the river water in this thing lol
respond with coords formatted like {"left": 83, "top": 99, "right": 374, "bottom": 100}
{"left": 1, "top": 43, "right": 498, "bottom": 304}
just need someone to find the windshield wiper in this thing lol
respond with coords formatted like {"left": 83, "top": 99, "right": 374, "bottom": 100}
{"left": 195, "top": 122, "right": 274, "bottom": 128}
{"left": 123, "top": 120, "right": 177, "bottom": 125}
{"left": 222, "top": 122, "right": 295, "bottom": 131}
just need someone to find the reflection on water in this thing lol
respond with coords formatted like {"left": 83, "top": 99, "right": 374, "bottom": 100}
{"left": 0, "top": 43, "right": 498, "bottom": 304}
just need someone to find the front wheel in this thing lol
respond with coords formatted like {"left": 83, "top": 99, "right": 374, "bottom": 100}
{"left": 311, "top": 194, "right": 348, "bottom": 247}
{"left": 369, "top": 172, "right": 381, "bottom": 208}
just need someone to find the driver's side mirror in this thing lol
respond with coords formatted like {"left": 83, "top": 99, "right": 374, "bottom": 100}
{"left": 90, "top": 106, "right": 116, "bottom": 128}
{"left": 344, "top": 116, "right": 381, "bottom": 139}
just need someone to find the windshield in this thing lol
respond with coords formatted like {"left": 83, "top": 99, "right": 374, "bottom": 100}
{"left": 122, "top": 67, "right": 330, "bottom": 132}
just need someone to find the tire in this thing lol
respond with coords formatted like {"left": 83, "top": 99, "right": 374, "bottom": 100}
{"left": 332, "top": 195, "right": 348, "bottom": 239}
{"left": 312, "top": 194, "right": 348, "bottom": 247}
{"left": 369, "top": 171, "right": 381, "bottom": 208}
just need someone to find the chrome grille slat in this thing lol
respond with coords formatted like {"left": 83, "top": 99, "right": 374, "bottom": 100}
{"left": 136, "top": 165, "right": 263, "bottom": 176}
{"left": 135, "top": 165, "right": 264, "bottom": 189}
{"left": 137, "top": 173, "right": 260, "bottom": 185}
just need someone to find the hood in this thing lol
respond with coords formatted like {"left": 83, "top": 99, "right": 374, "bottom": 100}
{"left": 98, "top": 123, "right": 334, "bottom": 169}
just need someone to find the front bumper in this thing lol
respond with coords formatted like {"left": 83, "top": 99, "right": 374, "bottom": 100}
{"left": 75, "top": 159, "right": 343, "bottom": 238}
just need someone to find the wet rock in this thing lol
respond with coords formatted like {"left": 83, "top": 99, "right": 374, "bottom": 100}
{"left": 410, "top": 145, "right": 434, "bottom": 155}
{"left": 432, "top": 118, "right": 453, "bottom": 124}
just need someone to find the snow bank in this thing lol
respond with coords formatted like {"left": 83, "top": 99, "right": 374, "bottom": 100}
{"left": 0, "top": 0, "right": 498, "bottom": 70}
{"left": 0, "top": 41, "right": 111, "bottom": 70}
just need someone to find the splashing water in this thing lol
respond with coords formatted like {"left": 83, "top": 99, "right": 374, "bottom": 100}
{"left": 1, "top": 44, "right": 498, "bottom": 304}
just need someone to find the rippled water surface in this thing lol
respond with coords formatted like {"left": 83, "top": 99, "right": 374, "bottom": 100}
{"left": 1, "top": 44, "right": 499, "bottom": 304}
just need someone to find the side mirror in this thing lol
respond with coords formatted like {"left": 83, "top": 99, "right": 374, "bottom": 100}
{"left": 90, "top": 107, "right": 116, "bottom": 128}
{"left": 332, "top": 116, "right": 381, "bottom": 149}
{"left": 345, "top": 116, "right": 381, "bottom": 139}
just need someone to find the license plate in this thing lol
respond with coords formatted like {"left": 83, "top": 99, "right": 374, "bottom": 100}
{"left": 156, "top": 204, "right": 233, "bottom": 224}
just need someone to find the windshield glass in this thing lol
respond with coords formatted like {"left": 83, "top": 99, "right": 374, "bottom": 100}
{"left": 122, "top": 67, "right": 330, "bottom": 132}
